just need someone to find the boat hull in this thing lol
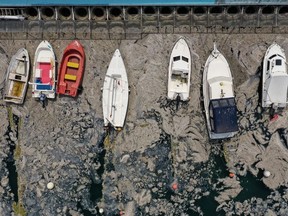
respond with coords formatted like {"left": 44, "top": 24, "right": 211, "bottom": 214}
{"left": 4, "top": 48, "right": 30, "bottom": 104}
{"left": 203, "top": 45, "right": 238, "bottom": 140}
{"left": 57, "top": 40, "right": 85, "bottom": 97}
{"left": 262, "top": 43, "right": 288, "bottom": 108}
{"left": 102, "top": 49, "right": 129, "bottom": 129}
{"left": 168, "top": 37, "right": 191, "bottom": 101}
{"left": 32, "top": 40, "right": 56, "bottom": 99}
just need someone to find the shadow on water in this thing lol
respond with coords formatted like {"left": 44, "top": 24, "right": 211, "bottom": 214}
{"left": 77, "top": 132, "right": 107, "bottom": 216}
{"left": 195, "top": 150, "right": 227, "bottom": 216}
{"left": 5, "top": 114, "right": 19, "bottom": 203}
{"left": 90, "top": 132, "right": 107, "bottom": 203}
{"left": 235, "top": 171, "right": 271, "bottom": 202}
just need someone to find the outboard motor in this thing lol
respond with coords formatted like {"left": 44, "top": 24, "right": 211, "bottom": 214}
{"left": 39, "top": 93, "right": 47, "bottom": 108}
{"left": 176, "top": 94, "right": 181, "bottom": 110}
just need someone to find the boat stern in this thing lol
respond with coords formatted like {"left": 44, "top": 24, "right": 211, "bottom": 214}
{"left": 32, "top": 89, "right": 55, "bottom": 99}
{"left": 167, "top": 91, "right": 189, "bottom": 101}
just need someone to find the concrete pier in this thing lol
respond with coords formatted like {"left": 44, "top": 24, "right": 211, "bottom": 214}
{"left": 0, "top": 5, "right": 287, "bottom": 39}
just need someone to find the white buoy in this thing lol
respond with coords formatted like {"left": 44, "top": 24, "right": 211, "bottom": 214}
{"left": 264, "top": 170, "right": 271, "bottom": 178}
{"left": 99, "top": 208, "right": 104, "bottom": 214}
{"left": 47, "top": 182, "right": 54, "bottom": 190}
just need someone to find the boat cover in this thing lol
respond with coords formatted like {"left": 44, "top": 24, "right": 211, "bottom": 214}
{"left": 210, "top": 97, "right": 238, "bottom": 133}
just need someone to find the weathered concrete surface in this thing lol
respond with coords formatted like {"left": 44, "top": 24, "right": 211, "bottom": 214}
{"left": 0, "top": 33, "right": 287, "bottom": 215}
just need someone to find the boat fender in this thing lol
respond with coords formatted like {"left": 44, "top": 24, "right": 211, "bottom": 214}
{"left": 270, "top": 114, "right": 278, "bottom": 122}
{"left": 171, "top": 182, "right": 178, "bottom": 191}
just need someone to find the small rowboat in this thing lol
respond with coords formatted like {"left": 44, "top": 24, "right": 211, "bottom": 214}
{"left": 102, "top": 49, "right": 129, "bottom": 129}
{"left": 57, "top": 40, "right": 85, "bottom": 97}
{"left": 262, "top": 43, "right": 288, "bottom": 110}
{"left": 167, "top": 37, "right": 191, "bottom": 101}
{"left": 203, "top": 43, "right": 238, "bottom": 140}
{"left": 4, "top": 48, "right": 30, "bottom": 104}
{"left": 31, "top": 40, "right": 56, "bottom": 99}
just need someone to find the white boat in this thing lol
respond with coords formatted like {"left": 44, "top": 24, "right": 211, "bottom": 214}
{"left": 31, "top": 40, "right": 56, "bottom": 99}
{"left": 262, "top": 43, "right": 288, "bottom": 109}
{"left": 102, "top": 49, "right": 129, "bottom": 129}
{"left": 203, "top": 43, "right": 238, "bottom": 140}
{"left": 4, "top": 48, "right": 30, "bottom": 104}
{"left": 167, "top": 37, "right": 191, "bottom": 101}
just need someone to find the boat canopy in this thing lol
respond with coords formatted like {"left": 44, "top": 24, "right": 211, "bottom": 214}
{"left": 209, "top": 97, "right": 238, "bottom": 134}
{"left": 171, "top": 55, "right": 189, "bottom": 79}
{"left": 265, "top": 74, "right": 288, "bottom": 105}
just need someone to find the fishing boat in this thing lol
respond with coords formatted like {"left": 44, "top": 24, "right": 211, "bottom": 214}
{"left": 31, "top": 40, "right": 56, "bottom": 99}
{"left": 203, "top": 43, "right": 238, "bottom": 140}
{"left": 57, "top": 40, "right": 85, "bottom": 97}
{"left": 102, "top": 49, "right": 129, "bottom": 129}
{"left": 4, "top": 48, "right": 30, "bottom": 104}
{"left": 167, "top": 37, "right": 191, "bottom": 101}
{"left": 262, "top": 43, "right": 288, "bottom": 110}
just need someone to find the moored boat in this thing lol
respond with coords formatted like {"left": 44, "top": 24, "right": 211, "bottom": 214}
{"left": 57, "top": 40, "right": 85, "bottom": 97}
{"left": 4, "top": 48, "right": 30, "bottom": 104}
{"left": 102, "top": 49, "right": 129, "bottom": 129}
{"left": 31, "top": 40, "right": 56, "bottom": 99}
{"left": 203, "top": 43, "right": 238, "bottom": 140}
{"left": 262, "top": 43, "right": 288, "bottom": 110}
{"left": 167, "top": 37, "right": 191, "bottom": 101}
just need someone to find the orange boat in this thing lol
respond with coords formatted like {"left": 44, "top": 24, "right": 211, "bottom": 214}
{"left": 57, "top": 40, "right": 85, "bottom": 97}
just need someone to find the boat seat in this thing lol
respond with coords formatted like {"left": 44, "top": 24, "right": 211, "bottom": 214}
{"left": 35, "top": 69, "right": 41, "bottom": 78}
{"left": 65, "top": 74, "right": 77, "bottom": 81}
{"left": 9, "top": 73, "right": 22, "bottom": 80}
{"left": 40, "top": 57, "right": 51, "bottom": 63}
{"left": 60, "top": 81, "right": 67, "bottom": 87}
{"left": 16, "top": 57, "right": 26, "bottom": 62}
{"left": 181, "top": 73, "right": 188, "bottom": 79}
{"left": 5, "top": 95, "right": 21, "bottom": 99}
{"left": 172, "top": 70, "right": 182, "bottom": 76}
{"left": 67, "top": 62, "right": 79, "bottom": 69}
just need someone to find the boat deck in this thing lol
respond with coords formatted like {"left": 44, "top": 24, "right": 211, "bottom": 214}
{"left": 36, "top": 62, "right": 52, "bottom": 90}
{"left": 9, "top": 81, "right": 24, "bottom": 97}
{"left": 64, "top": 56, "right": 80, "bottom": 83}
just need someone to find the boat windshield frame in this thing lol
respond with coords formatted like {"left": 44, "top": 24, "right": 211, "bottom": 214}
{"left": 209, "top": 97, "right": 238, "bottom": 134}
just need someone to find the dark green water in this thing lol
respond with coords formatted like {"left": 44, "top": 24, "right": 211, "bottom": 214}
{"left": 5, "top": 116, "right": 19, "bottom": 203}
{"left": 196, "top": 150, "right": 272, "bottom": 215}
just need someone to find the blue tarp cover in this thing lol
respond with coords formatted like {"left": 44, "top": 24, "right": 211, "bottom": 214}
{"left": 210, "top": 97, "right": 238, "bottom": 134}
{"left": 35, "top": 78, "right": 52, "bottom": 90}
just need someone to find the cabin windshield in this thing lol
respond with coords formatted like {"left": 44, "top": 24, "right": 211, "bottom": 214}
{"left": 276, "top": 59, "right": 282, "bottom": 66}
{"left": 173, "top": 56, "right": 181, "bottom": 61}
{"left": 182, "top": 56, "right": 189, "bottom": 62}
{"left": 209, "top": 98, "right": 238, "bottom": 134}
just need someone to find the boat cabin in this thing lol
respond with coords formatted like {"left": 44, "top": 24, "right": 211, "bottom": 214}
{"left": 266, "top": 54, "right": 287, "bottom": 75}
{"left": 172, "top": 55, "right": 189, "bottom": 79}
{"left": 264, "top": 53, "right": 288, "bottom": 107}
{"left": 209, "top": 97, "right": 238, "bottom": 134}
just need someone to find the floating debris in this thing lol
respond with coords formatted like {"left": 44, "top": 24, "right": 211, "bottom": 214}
{"left": 263, "top": 170, "right": 271, "bottom": 178}
{"left": 99, "top": 208, "right": 104, "bottom": 214}
{"left": 47, "top": 182, "right": 54, "bottom": 190}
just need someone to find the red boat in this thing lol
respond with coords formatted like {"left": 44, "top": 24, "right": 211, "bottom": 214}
{"left": 57, "top": 40, "right": 85, "bottom": 97}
